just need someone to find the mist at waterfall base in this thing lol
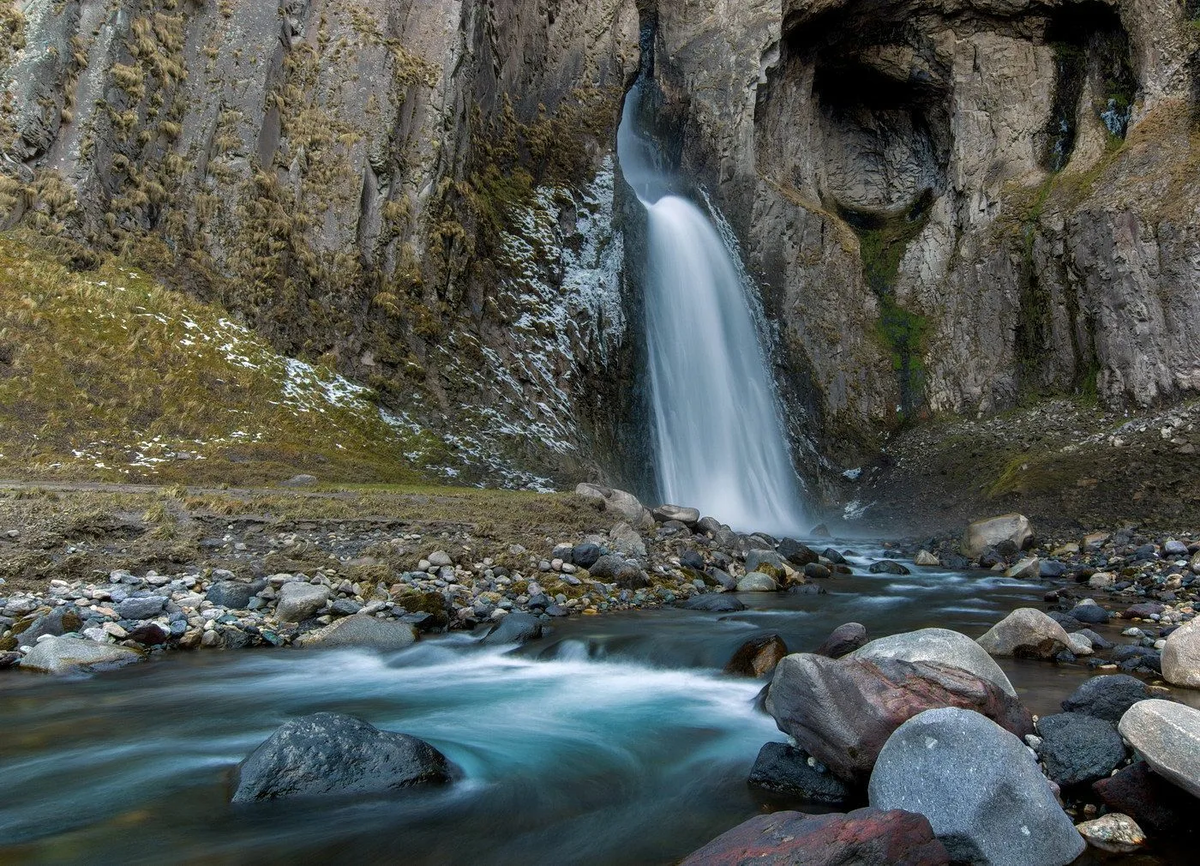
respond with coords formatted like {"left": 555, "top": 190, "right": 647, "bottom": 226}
{"left": 617, "top": 86, "right": 807, "bottom": 537}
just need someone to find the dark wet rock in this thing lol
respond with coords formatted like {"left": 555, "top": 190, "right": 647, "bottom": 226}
{"left": 126, "top": 622, "right": 170, "bottom": 646}
{"left": 481, "top": 612, "right": 543, "bottom": 645}
{"left": 803, "top": 563, "right": 832, "bottom": 580}
{"left": 0, "top": 651, "right": 19, "bottom": 669}
{"left": 1040, "top": 560, "right": 1068, "bottom": 578}
{"left": 789, "top": 584, "right": 827, "bottom": 595}
{"left": 1093, "top": 761, "right": 1200, "bottom": 835}
{"left": 809, "top": 524, "right": 832, "bottom": 538}
{"left": 748, "top": 742, "right": 852, "bottom": 805}
{"left": 679, "top": 807, "right": 949, "bottom": 866}
{"left": 570, "top": 543, "right": 602, "bottom": 569}
{"left": 869, "top": 707, "right": 1085, "bottom": 866}
{"left": 868, "top": 560, "right": 910, "bottom": 575}
{"left": 815, "top": 622, "right": 868, "bottom": 659}
{"left": 117, "top": 596, "right": 168, "bottom": 621}
{"left": 1070, "top": 602, "right": 1110, "bottom": 625}
{"left": 527, "top": 593, "right": 551, "bottom": 610}
{"left": 1047, "top": 612, "right": 1085, "bottom": 632}
{"left": 1076, "top": 628, "right": 1114, "bottom": 650}
{"left": 822, "top": 548, "right": 848, "bottom": 565}
{"left": 1132, "top": 543, "right": 1158, "bottom": 561}
{"left": 587, "top": 555, "right": 647, "bottom": 589}
{"left": 697, "top": 516, "right": 724, "bottom": 536}
{"left": 777, "top": 537, "right": 818, "bottom": 567}
{"left": 679, "top": 549, "right": 706, "bottom": 571}
{"left": 1061, "top": 675, "right": 1150, "bottom": 723}
{"left": 706, "top": 567, "right": 738, "bottom": 590}
{"left": 205, "top": 580, "right": 261, "bottom": 610}
{"left": 231, "top": 712, "right": 451, "bottom": 802}
{"left": 725, "top": 634, "right": 788, "bottom": 677}
{"left": 766, "top": 654, "right": 1033, "bottom": 784}
{"left": 682, "top": 594, "right": 745, "bottom": 613}
{"left": 328, "top": 599, "right": 362, "bottom": 617}
{"left": 1037, "top": 712, "right": 1127, "bottom": 787}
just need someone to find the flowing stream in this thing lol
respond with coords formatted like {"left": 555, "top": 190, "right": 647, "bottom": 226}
{"left": 616, "top": 85, "right": 807, "bottom": 536}
{"left": 0, "top": 557, "right": 1112, "bottom": 866}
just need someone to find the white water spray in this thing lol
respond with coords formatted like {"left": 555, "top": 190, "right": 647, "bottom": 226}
{"left": 617, "top": 85, "right": 807, "bottom": 535}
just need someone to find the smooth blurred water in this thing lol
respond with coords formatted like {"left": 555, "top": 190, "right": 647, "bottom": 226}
{"left": 617, "top": 86, "right": 807, "bottom": 536}
{"left": 0, "top": 558, "right": 1115, "bottom": 866}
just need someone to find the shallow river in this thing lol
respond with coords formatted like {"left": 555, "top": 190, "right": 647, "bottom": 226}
{"left": 0, "top": 553, "right": 1158, "bottom": 865}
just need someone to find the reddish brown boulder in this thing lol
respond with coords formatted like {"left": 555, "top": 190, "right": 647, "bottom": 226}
{"left": 765, "top": 654, "right": 1034, "bottom": 784}
{"left": 725, "top": 634, "right": 788, "bottom": 677}
{"left": 1093, "top": 761, "right": 1200, "bottom": 835}
{"left": 679, "top": 807, "right": 950, "bottom": 865}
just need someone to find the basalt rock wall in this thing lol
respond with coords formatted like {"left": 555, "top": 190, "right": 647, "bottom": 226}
{"left": 648, "top": 0, "right": 1200, "bottom": 470}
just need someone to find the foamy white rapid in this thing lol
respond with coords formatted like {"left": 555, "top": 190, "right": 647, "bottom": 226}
{"left": 617, "top": 85, "right": 807, "bottom": 535}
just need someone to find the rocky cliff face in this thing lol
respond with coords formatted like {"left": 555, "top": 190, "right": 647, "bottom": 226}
{"left": 0, "top": 0, "right": 639, "bottom": 486}
{"left": 651, "top": 0, "right": 1200, "bottom": 472}
{"left": 4, "top": 0, "right": 1200, "bottom": 503}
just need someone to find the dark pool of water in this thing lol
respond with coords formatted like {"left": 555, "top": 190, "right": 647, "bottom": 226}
{"left": 0, "top": 552, "right": 1185, "bottom": 865}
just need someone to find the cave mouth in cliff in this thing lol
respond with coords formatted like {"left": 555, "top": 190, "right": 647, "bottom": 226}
{"left": 801, "top": 22, "right": 951, "bottom": 222}
{"left": 1043, "top": 2, "right": 1136, "bottom": 171}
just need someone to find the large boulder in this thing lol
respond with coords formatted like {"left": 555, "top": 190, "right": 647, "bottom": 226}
{"left": 588, "top": 555, "right": 648, "bottom": 589}
{"left": 869, "top": 707, "right": 1086, "bottom": 866}
{"left": 1161, "top": 618, "right": 1200, "bottom": 688}
{"left": 574, "top": 483, "right": 655, "bottom": 530}
{"left": 678, "top": 808, "right": 950, "bottom": 866}
{"left": 652, "top": 504, "right": 700, "bottom": 527}
{"left": 745, "top": 549, "right": 788, "bottom": 576}
{"left": 276, "top": 582, "right": 330, "bottom": 623}
{"left": 976, "top": 608, "right": 1071, "bottom": 659}
{"left": 1118, "top": 699, "right": 1200, "bottom": 799}
{"left": 747, "top": 742, "right": 852, "bottom": 805}
{"left": 962, "top": 514, "right": 1034, "bottom": 558}
{"left": 482, "top": 611, "right": 544, "bottom": 645}
{"left": 1061, "top": 674, "right": 1150, "bottom": 722}
{"left": 815, "top": 622, "right": 868, "bottom": 659}
{"left": 725, "top": 634, "right": 787, "bottom": 677}
{"left": 20, "top": 635, "right": 142, "bottom": 675}
{"left": 851, "top": 628, "right": 1016, "bottom": 698}
{"left": 1093, "top": 761, "right": 1200, "bottom": 835}
{"left": 777, "top": 537, "right": 819, "bottom": 566}
{"left": 765, "top": 654, "right": 1033, "bottom": 784}
{"left": 736, "top": 573, "right": 778, "bottom": 592}
{"left": 11, "top": 606, "right": 84, "bottom": 646}
{"left": 1036, "top": 712, "right": 1127, "bottom": 787}
{"left": 295, "top": 616, "right": 418, "bottom": 650}
{"left": 231, "top": 712, "right": 451, "bottom": 802}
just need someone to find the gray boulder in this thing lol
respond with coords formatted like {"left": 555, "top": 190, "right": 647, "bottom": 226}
{"left": 1037, "top": 712, "right": 1127, "bottom": 787}
{"left": 851, "top": 627, "right": 1016, "bottom": 697}
{"left": 745, "top": 548, "right": 787, "bottom": 575}
{"left": 275, "top": 582, "right": 330, "bottom": 623}
{"left": 976, "top": 608, "right": 1071, "bottom": 659}
{"left": 482, "top": 611, "right": 543, "bottom": 645}
{"left": 12, "top": 606, "right": 84, "bottom": 646}
{"left": 868, "top": 560, "right": 911, "bottom": 575}
{"left": 776, "top": 538, "right": 818, "bottom": 566}
{"left": 1161, "top": 618, "right": 1200, "bottom": 688}
{"left": 1118, "top": 699, "right": 1200, "bottom": 798}
{"left": 869, "top": 707, "right": 1086, "bottom": 866}
{"left": 608, "top": 522, "right": 647, "bottom": 557}
{"left": 736, "top": 572, "right": 778, "bottom": 592}
{"left": 231, "top": 712, "right": 451, "bottom": 802}
{"left": 652, "top": 504, "right": 700, "bottom": 527}
{"left": 1061, "top": 675, "right": 1150, "bottom": 722}
{"left": 295, "top": 616, "right": 418, "bottom": 650}
{"left": 574, "top": 483, "right": 655, "bottom": 530}
{"left": 117, "top": 596, "right": 168, "bottom": 620}
{"left": 20, "top": 635, "right": 142, "bottom": 675}
{"left": 963, "top": 514, "right": 1034, "bottom": 558}
{"left": 206, "top": 580, "right": 259, "bottom": 610}
{"left": 748, "top": 741, "right": 851, "bottom": 805}
{"left": 587, "top": 554, "right": 648, "bottom": 589}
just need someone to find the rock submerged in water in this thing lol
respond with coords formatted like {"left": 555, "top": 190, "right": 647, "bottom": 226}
{"left": 681, "top": 594, "right": 745, "bottom": 613}
{"left": 869, "top": 707, "right": 1086, "bottom": 866}
{"left": 481, "top": 611, "right": 544, "bottom": 645}
{"left": 678, "top": 807, "right": 950, "bottom": 866}
{"left": 868, "top": 560, "right": 910, "bottom": 575}
{"left": 1092, "top": 761, "right": 1199, "bottom": 835}
{"left": 765, "top": 653, "right": 1033, "bottom": 784}
{"left": 232, "top": 712, "right": 452, "bottom": 802}
{"left": 747, "top": 741, "right": 852, "bottom": 805}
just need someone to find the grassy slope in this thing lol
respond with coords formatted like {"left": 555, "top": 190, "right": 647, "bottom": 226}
{"left": 0, "top": 232, "right": 453, "bottom": 486}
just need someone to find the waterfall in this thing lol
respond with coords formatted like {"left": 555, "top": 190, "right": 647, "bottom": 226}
{"left": 616, "top": 84, "right": 807, "bottom": 536}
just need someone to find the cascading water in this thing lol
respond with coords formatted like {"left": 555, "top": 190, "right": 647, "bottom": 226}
{"left": 617, "top": 83, "right": 807, "bottom": 536}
